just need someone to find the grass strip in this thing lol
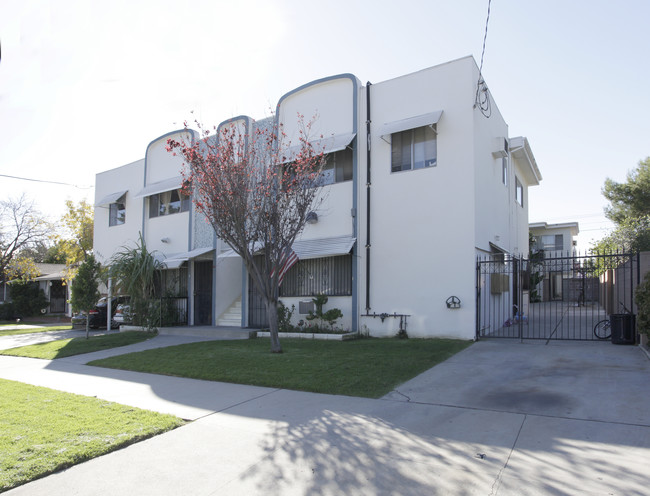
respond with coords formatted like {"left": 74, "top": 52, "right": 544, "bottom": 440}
{"left": 1, "top": 332, "right": 155, "bottom": 359}
{"left": 0, "top": 378, "right": 183, "bottom": 492}
{"left": 90, "top": 337, "right": 472, "bottom": 398}
{"left": 0, "top": 325, "right": 73, "bottom": 337}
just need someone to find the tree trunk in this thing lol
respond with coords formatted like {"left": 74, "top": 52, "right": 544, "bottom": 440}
{"left": 264, "top": 298, "right": 283, "bottom": 353}
{"left": 85, "top": 313, "right": 90, "bottom": 340}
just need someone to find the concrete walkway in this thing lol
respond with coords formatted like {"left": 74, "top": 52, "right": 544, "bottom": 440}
{"left": 1, "top": 337, "right": 649, "bottom": 495}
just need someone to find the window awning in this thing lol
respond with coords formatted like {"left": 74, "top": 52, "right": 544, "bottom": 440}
{"left": 161, "top": 259, "right": 186, "bottom": 269}
{"left": 292, "top": 235, "right": 356, "bottom": 260}
{"left": 217, "top": 249, "right": 240, "bottom": 259}
{"left": 134, "top": 176, "right": 183, "bottom": 198}
{"left": 281, "top": 132, "right": 356, "bottom": 164}
{"left": 162, "top": 246, "right": 214, "bottom": 268}
{"left": 380, "top": 110, "right": 443, "bottom": 138}
{"left": 95, "top": 190, "right": 127, "bottom": 207}
{"left": 217, "top": 236, "right": 356, "bottom": 261}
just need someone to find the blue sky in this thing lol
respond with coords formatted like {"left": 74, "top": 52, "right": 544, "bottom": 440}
{"left": 1, "top": 0, "right": 648, "bottom": 250}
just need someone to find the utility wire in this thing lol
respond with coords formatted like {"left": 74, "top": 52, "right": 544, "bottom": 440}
{"left": 474, "top": 0, "right": 492, "bottom": 118}
{"left": 0, "top": 173, "right": 93, "bottom": 189}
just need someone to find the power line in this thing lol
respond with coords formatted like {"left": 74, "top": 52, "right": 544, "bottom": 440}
{"left": 0, "top": 173, "right": 93, "bottom": 189}
{"left": 474, "top": 0, "right": 493, "bottom": 118}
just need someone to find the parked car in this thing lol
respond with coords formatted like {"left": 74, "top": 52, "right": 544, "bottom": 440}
{"left": 71, "top": 311, "right": 88, "bottom": 327}
{"left": 71, "top": 296, "right": 129, "bottom": 329}
{"left": 112, "top": 303, "right": 133, "bottom": 327}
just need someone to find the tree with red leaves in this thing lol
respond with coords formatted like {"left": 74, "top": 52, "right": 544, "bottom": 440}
{"left": 167, "top": 117, "right": 326, "bottom": 353}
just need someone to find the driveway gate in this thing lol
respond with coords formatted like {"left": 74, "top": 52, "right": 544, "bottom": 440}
{"left": 476, "top": 251, "right": 639, "bottom": 341}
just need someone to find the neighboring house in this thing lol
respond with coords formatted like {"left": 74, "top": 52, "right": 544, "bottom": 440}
{"left": 528, "top": 222, "right": 580, "bottom": 302}
{"left": 94, "top": 56, "right": 542, "bottom": 339}
{"left": 529, "top": 222, "right": 579, "bottom": 256}
{"left": 33, "top": 264, "right": 70, "bottom": 315}
{"left": 0, "top": 263, "right": 70, "bottom": 315}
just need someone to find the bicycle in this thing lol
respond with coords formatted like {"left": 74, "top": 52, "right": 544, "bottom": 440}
{"left": 593, "top": 302, "right": 631, "bottom": 340}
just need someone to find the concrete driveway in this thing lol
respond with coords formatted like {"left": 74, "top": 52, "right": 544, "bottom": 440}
{"left": 2, "top": 338, "right": 650, "bottom": 495}
{"left": 384, "top": 340, "right": 650, "bottom": 494}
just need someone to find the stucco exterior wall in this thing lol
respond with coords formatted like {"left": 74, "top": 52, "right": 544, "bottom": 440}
{"left": 277, "top": 76, "right": 357, "bottom": 144}
{"left": 93, "top": 159, "right": 145, "bottom": 264}
{"left": 359, "top": 57, "right": 478, "bottom": 339}
{"left": 510, "top": 157, "right": 533, "bottom": 257}
{"left": 142, "top": 132, "right": 193, "bottom": 256}
{"left": 471, "top": 72, "right": 512, "bottom": 255}
{"left": 278, "top": 75, "right": 359, "bottom": 243}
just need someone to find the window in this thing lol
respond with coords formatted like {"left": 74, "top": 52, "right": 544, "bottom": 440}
{"left": 320, "top": 148, "right": 353, "bottom": 185}
{"left": 502, "top": 157, "right": 508, "bottom": 186}
{"left": 391, "top": 125, "right": 437, "bottom": 172}
{"left": 109, "top": 202, "right": 125, "bottom": 226}
{"left": 280, "top": 255, "right": 352, "bottom": 297}
{"left": 515, "top": 177, "right": 524, "bottom": 207}
{"left": 149, "top": 188, "right": 190, "bottom": 218}
{"left": 541, "top": 234, "right": 563, "bottom": 251}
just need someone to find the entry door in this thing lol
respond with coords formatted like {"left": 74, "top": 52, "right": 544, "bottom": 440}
{"left": 49, "top": 281, "right": 67, "bottom": 313}
{"left": 550, "top": 272, "right": 563, "bottom": 301}
{"left": 193, "top": 261, "right": 213, "bottom": 325}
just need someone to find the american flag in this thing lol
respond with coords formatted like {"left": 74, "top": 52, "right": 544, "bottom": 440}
{"left": 272, "top": 246, "right": 299, "bottom": 287}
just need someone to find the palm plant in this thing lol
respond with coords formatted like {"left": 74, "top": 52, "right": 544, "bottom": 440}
{"left": 108, "top": 235, "right": 164, "bottom": 331}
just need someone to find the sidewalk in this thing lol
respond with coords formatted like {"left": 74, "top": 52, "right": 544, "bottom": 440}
{"left": 2, "top": 339, "right": 649, "bottom": 495}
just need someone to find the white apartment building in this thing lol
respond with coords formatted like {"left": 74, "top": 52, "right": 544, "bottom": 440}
{"left": 94, "top": 56, "right": 541, "bottom": 339}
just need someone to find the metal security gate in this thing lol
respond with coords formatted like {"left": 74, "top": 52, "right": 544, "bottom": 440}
{"left": 476, "top": 252, "right": 638, "bottom": 341}
{"left": 193, "top": 261, "right": 213, "bottom": 325}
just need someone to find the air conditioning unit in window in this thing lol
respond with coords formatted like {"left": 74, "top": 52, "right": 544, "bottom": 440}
{"left": 492, "top": 137, "right": 509, "bottom": 159}
{"left": 299, "top": 300, "right": 315, "bottom": 315}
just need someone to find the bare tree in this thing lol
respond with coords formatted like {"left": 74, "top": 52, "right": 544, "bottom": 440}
{"left": 0, "top": 195, "right": 51, "bottom": 280}
{"left": 167, "top": 117, "right": 326, "bottom": 353}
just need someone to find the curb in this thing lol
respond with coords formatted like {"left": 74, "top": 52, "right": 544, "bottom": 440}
{"left": 639, "top": 343, "right": 650, "bottom": 361}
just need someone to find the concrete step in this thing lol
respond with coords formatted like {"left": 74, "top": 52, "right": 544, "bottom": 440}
{"left": 157, "top": 326, "right": 256, "bottom": 339}
{"left": 216, "top": 298, "right": 242, "bottom": 328}
{"left": 217, "top": 318, "right": 241, "bottom": 327}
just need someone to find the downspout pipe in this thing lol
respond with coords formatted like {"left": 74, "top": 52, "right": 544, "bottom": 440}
{"left": 365, "top": 82, "right": 372, "bottom": 312}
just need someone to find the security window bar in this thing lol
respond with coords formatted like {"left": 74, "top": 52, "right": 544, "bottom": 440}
{"left": 391, "top": 125, "right": 437, "bottom": 172}
{"left": 280, "top": 255, "right": 352, "bottom": 297}
{"left": 109, "top": 202, "right": 126, "bottom": 226}
{"left": 149, "top": 189, "right": 190, "bottom": 218}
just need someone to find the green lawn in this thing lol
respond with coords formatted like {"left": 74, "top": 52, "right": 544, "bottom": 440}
{"left": 1, "top": 332, "right": 155, "bottom": 359}
{"left": 0, "top": 378, "right": 183, "bottom": 492}
{"left": 0, "top": 325, "right": 73, "bottom": 337}
{"left": 90, "top": 337, "right": 473, "bottom": 398}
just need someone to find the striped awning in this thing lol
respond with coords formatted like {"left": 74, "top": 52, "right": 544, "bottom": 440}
{"left": 292, "top": 235, "right": 356, "bottom": 260}
{"left": 217, "top": 236, "right": 356, "bottom": 260}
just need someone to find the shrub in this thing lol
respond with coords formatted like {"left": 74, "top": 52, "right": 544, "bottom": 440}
{"left": 277, "top": 301, "right": 295, "bottom": 332}
{"left": 635, "top": 272, "right": 650, "bottom": 338}
{"left": 9, "top": 281, "right": 48, "bottom": 317}
{"left": 306, "top": 294, "right": 343, "bottom": 331}
{"left": 0, "top": 302, "right": 16, "bottom": 320}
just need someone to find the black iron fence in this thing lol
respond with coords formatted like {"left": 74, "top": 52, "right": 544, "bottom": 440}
{"left": 159, "top": 296, "right": 188, "bottom": 326}
{"left": 476, "top": 251, "right": 639, "bottom": 341}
